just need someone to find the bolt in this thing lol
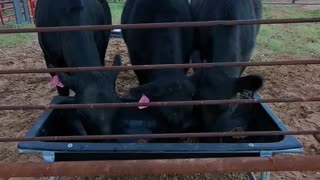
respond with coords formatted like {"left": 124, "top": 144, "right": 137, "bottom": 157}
{"left": 248, "top": 143, "right": 255, "bottom": 147}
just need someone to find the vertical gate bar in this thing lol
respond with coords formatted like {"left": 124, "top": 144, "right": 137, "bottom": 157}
{"left": 261, "top": 172, "right": 271, "bottom": 180}
{"left": 21, "top": 0, "right": 31, "bottom": 23}
{"left": 12, "top": 0, "right": 22, "bottom": 24}
{"left": 248, "top": 172, "right": 257, "bottom": 180}
{"left": 42, "top": 151, "right": 56, "bottom": 180}
{"left": 260, "top": 151, "right": 273, "bottom": 180}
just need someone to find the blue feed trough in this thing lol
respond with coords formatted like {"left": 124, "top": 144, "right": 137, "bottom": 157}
{"left": 17, "top": 94, "right": 303, "bottom": 180}
{"left": 111, "top": 29, "right": 123, "bottom": 38}
{"left": 18, "top": 94, "right": 303, "bottom": 159}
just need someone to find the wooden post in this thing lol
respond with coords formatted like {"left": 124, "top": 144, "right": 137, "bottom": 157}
{"left": 0, "top": 2, "right": 4, "bottom": 25}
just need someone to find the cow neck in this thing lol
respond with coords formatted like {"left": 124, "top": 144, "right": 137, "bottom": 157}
{"left": 150, "top": 69, "right": 186, "bottom": 81}
{"left": 206, "top": 66, "right": 242, "bottom": 79}
{"left": 70, "top": 71, "right": 107, "bottom": 83}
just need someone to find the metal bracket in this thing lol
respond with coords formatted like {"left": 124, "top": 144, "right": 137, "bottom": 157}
{"left": 260, "top": 151, "right": 273, "bottom": 180}
{"left": 241, "top": 90, "right": 255, "bottom": 99}
{"left": 42, "top": 152, "right": 57, "bottom": 180}
{"left": 248, "top": 172, "right": 257, "bottom": 180}
{"left": 260, "top": 151, "right": 273, "bottom": 158}
{"left": 42, "top": 151, "right": 55, "bottom": 163}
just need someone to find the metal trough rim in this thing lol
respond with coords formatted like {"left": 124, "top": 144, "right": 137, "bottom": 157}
{"left": 17, "top": 93, "right": 303, "bottom": 155}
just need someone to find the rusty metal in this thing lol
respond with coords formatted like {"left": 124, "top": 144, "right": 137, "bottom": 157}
{"left": 0, "top": 60, "right": 319, "bottom": 75}
{"left": 0, "top": 97, "right": 319, "bottom": 111}
{"left": 0, "top": 130, "right": 319, "bottom": 143}
{"left": 264, "top": 2, "right": 320, "bottom": 5}
{"left": 0, "top": 18, "right": 320, "bottom": 34}
{"left": 0, "top": 156, "right": 319, "bottom": 178}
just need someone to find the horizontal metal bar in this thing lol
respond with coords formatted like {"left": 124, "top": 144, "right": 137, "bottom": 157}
{"left": 0, "top": 156, "right": 319, "bottom": 178}
{"left": 264, "top": 2, "right": 320, "bottom": 6}
{"left": 0, "top": 18, "right": 320, "bottom": 34}
{"left": 3, "top": 14, "right": 15, "bottom": 18}
{"left": 1, "top": 5, "right": 13, "bottom": 10}
{"left": 0, "top": 60, "right": 319, "bottom": 74}
{"left": 0, "top": 97, "right": 319, "bottom": 111}
{"left": 1, "top": 130, "right": 320, "bottom": 142}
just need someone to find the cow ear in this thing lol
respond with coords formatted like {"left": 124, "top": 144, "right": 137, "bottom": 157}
{"left": 58, "top": 73, "right": 76, "bottom": 90}
{"left": 129, "top": 83, "right": 158, "bottom": 99}
{"left": 234, "top": 75, "right": 263, "bottom": 93}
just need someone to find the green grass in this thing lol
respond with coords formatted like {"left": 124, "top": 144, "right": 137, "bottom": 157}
{"left": 0, "top": 22, "right": 35, "bottom": 47}
{"left": 0, "top": 3, "right": 125, "bottom": 48}
{"left": 106, "top": 3, "right": 320, "bottom": 58}
{"left": 109, "top": 2, "right": 124, "bottom": 24}
{"left": 256, "top": 5, "right": 320, "bottom": 58}
{"left": 0, "top": 3, "right": 124, "bottom": 47}
{"left": 1, "top": 3, "right": 319, "bottom": 58}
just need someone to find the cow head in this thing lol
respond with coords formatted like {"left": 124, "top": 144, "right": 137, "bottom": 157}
{"left": 55, "top": 55, "right": 122, "bottom": 135}
{"left": 129, "top": 76, "right": 195, "bottom": 132}
{"left": 191, "top": 68, "right": 263, "bottom": 133}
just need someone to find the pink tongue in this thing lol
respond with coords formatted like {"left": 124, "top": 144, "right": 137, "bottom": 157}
{"left": 51, "top": 75, "right": 64, "bottom": 88}
{"left": 138, "top": 94, "right": 150, "bottom": 109}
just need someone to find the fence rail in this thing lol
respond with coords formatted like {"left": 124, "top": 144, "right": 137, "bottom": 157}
{"left": 1, "top": 18, "right": 320, "bottom": 34}
{"left": 0, "top": 97, "right": 319, "bottom": 111}
{"left": 264, "top": 0, "right": 320, "bottom": 5}
{"left": 108, "top": 0, "right": 320, "bottom": 5}
{"left": 1, "top": 156, "right": 320, "bottom": 178}
{"left": 0, "top": 2, "right": 320, "bottom": 178}
{"left": 0, "top": 60, "right": 319, "bottom": 74}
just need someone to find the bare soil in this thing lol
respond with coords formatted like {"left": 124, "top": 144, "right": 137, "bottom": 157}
{"left": 0, "top": 37, "right": 319, "bottom": 179}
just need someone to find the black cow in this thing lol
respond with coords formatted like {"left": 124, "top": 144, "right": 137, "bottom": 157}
{"left": 121, "top": 0, "right": 195, "bottom": 132}
{"left": 190, "top": 0, "right": 264, "bottom": 134}
{"left": 58, "top": 56, "right": 121, "bottom": 136}
{"left": 35, "top": 0, "right": 112, "bottom": 96}
{"left": 35, "top": 0, "right": 119, "bottom": 135}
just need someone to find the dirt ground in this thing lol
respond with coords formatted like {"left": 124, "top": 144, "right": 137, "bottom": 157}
{"left": 0, "top": 33, "right": 319, "bottom": 180}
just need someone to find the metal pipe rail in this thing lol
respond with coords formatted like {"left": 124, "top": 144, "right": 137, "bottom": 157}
{"left": 0, "top": 18, "right": 320, "bottom": 34}
{"left": 0, "top": 156, "right": 319, "bottom": 178}
{"left": 0, "top": 60, "right": 319, "bottom": 74}
{"left": 264, "top": 2, "right": 320, "bottom": 5}
{"left": 0, "top": 97, "right": 319, "bottom": 111}
{"left": 0, "top": 130, "right": 319, "bottom": 142}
